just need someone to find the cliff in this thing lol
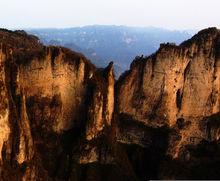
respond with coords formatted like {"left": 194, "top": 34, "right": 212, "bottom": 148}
{"left": 0, "top": 29, "right": 119, "bottom": 180}
{"left": 0, "top": 28, "right": 220, "bottom": 180}
{"left": 116, "top": 27, "right": 220, "bottom": 179}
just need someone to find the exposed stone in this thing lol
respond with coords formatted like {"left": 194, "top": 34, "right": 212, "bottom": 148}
{"left": 0, "top": 29, "right": 116, "bottom": 180}
{"left": 1, "top": 28, "right": 220, "bottom": 180}
{"left": 117, "top": 27, "right": 220, "bottom": 158}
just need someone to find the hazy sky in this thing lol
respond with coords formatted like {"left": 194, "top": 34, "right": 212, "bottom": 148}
{"left": 0, "top": 0, "right": 220, "bottom": 30}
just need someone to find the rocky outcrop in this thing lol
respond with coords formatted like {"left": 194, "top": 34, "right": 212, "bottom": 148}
{"left": 117, "top": 28, "right": 220, "bottom": 154}
{"left": 86, "top": 62, "right": 114, "bottom": 140}
{"left": 0, "top": 29, "right": 116, "bottom": 180}
{"left": 116, "top": 27, "right": 220, "bottom": 179}
{"left": 1, "top": 28, "right": 220, "bottom": 180}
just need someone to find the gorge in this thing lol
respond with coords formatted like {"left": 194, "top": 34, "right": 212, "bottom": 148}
{"left": 0, "top": 27, "right": 220, "bottom": 180}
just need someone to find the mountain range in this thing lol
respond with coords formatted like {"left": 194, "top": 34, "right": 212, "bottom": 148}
{"left": 27, "top": 25, "right": 193, "bottom": 76}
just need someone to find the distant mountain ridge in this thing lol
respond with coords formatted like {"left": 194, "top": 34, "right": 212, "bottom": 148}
{"left": 27, "top": 25, "right": 193, "bottom": 76}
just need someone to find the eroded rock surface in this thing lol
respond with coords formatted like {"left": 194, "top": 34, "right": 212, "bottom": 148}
{"left": 116, "top": 27, "right": 220, "bottom": 179}
{"left": 0, "top": 29, "right": 117, "bottom": 181}
{"left": 0, "top": 28, "right": 220, "bottom": 180}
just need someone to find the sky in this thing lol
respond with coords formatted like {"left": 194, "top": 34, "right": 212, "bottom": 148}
{"left": 0, "top": 0, "right": 220, "bottom": 30}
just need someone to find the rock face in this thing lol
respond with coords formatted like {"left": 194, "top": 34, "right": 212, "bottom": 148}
{"left": 0, "top": 28, "right": 220, "bottom": 180}
{"left": 0, "top": 29, "right": 117, "bottom": 180}
{"left": 116, "top": 28, "right": 220, "bottom": 179}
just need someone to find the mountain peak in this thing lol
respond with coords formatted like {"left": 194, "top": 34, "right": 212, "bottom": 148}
{"left": 180, "top": 27, "right": 220, "bottom": 47}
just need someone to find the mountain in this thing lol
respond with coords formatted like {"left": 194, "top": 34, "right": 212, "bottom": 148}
{"left": 0, "top": 28, "right": 220, "bottom": 180}
{"left": 0, "top": 29, "right": 116, "bottom": 180}
{"left": 27, "top": 25, "right": 192, "bottom": 76}
{"left": 116, "top": 27, "right": 220, "bottom": 179}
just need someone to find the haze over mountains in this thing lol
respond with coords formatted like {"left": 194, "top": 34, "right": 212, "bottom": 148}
{"left": 27, "top": 25, "right": 193, "bottom": 76}
{"left": 1, "top": 27, "right": 220, "bottom": 180}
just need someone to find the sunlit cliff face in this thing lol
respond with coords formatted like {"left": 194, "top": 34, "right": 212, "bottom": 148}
{"left": 1, "top": 28, "right": 220, "bottom": 180}
{"left": 117, "top": 28, "right": 220, "bottom": 159}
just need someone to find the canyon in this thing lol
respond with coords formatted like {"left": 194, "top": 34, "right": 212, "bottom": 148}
{"left": 0, "top": 28, "right": 220, "bottom": 180}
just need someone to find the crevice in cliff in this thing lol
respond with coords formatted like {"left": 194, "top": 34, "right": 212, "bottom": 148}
{"left": 4, "top": 61, "right": 19, "bottom": 145}
{"left": 183, "top": 60, "right": 191, "bottom": 82}
{"left": 149, "top": 76, "right": 165, "bottom": 120}
{"left": 176, "top": 89, "right": 183, "bottom": 110}
{"left": 3, "top": 53, "right": 23, "bottom": 177}
{"left": 50, "top": 46, "right": 60, "bottom": 69}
